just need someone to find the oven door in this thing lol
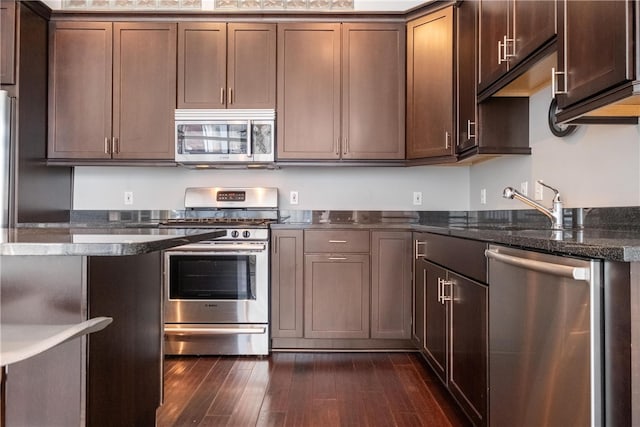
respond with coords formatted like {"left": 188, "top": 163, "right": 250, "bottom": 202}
{"left": 164, "top": 242, "right": 268, "bottom": 324}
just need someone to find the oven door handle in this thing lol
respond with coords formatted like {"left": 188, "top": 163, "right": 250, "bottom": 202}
{"left": 168, "top": 243, "right": 267, "bottom": 252}
{"left": 164, "top": 326, "right": 267, "bottom": 336}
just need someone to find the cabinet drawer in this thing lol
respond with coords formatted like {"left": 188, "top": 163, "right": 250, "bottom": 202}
{"left": 415, "top": 232, "right": 487, "bottom": 283}
{"left": 304, "top": 230, "right": 370, "bottom": 253}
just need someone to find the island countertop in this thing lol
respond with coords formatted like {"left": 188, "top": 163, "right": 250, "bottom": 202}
{"left": 0, "top": 227, "right": 226, "bottom": 256}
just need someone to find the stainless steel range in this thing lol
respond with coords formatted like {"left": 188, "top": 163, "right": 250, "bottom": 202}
{"left": 161, "top": 187, "right": 278, "bottom": 356}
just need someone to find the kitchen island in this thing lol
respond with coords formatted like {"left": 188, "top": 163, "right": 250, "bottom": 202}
{"left": 0, "top": 227, "right": 225, "bottom": 427}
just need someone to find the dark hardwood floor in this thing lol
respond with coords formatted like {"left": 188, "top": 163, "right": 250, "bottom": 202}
{"left": 156, "top": 352, "right": 471, "bottom": 427}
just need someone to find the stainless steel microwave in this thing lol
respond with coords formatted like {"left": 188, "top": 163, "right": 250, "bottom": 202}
{"left": 175, "top": 109, "right": 275, "bottom": 165}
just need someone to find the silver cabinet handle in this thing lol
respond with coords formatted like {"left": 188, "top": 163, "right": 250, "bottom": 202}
{"left": 467, "top": 120, "right": 476, "bottom": 140}
{"left": 228, "top": 87, "right": 233, "bottom": 105}
{"left": 329, "top": 240, "right": 347, "bottom": 243}
{"left": 343, "top": 138, "right": 349, "bottom": 156}
{"left": 437, "top": 278, "right": 453, "bottom": 304}
{"left": 328, "top": 257, "right": 347, "bottom": 260}
{"left": 112, "top": 137, "right": 119, "bottom": 154}
{"left": 551, "top": 67, "right": 567, "bottom": 96}
{"left": 220, "top": 87, "right": 225, "bottom": 105}
{"left": 415, "top": 240, "right": 426, "bottom": 259}
{"left": 498, "top": 35, "right": 515, "bottom": 64}
{"left": 485, "top": 249, "right": 590, "bottom": 281}
{"left": 445, "top": 131, "right": 451, "bottom": 149}
{"left": 104, "top": 137, "right": 110, "bottom": 154}
{"left": 335, "top": 137, "right": 340, "bottom": 156}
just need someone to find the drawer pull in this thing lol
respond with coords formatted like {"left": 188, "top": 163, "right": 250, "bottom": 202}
{"left": 328, "top": 257, "right": 347, "bottom": 260}
{"left": 329, "top": 240, "right": 347, "bottom": 243}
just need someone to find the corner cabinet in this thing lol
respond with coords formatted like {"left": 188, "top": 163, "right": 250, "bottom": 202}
{"left": 276, "top": 22, "right": 405, "bottom": 161}
{"left": 413, "top": 232, "right": 488, "bottom": 427}
{"left": 554, "top": 0, "right": 640, "bottom": 122}
{"left": 177, "top": 22, "right": 275, "bottom": 109}
{"left": 477, "top": 0, "right": 556, "bottom": 97}
{"left": 48, "top": 21, "right": 176, "bottom": 161}
{"left": 371, "top": 231, "right": 412, "bottom": 339}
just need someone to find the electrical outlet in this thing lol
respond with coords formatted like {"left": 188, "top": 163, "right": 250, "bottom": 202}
{"left": 480, "top": 188, "right": 487, "bottom": 205}
{"left": 290, "top": 191, "right": 299, "bottom": 205}
{"left": 124, "top": 191, "right": 133, "bottom": 205}
{"left": 413, "top": 191, "right": 423, "bottom": 206}
{"left": 520, "top": 181, "right": 528, "bottom": 196}
{"left": 534, "top": 181, "right": 544, "bottom": 201}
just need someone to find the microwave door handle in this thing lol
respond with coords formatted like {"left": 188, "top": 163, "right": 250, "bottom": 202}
{"left": 247, "top": 120, "right": 252, "bottom": 158}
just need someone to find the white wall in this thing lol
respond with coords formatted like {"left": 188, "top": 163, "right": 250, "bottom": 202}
{"left": 469, "top": 85, "right": 640, "bottom": 210}
{"left": 73, "top": 165, "right": 470, "bottom": 210}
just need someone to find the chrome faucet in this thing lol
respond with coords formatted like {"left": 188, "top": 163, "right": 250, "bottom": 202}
{"left": 503, "top": 181, "right": 564, "bottom": 229}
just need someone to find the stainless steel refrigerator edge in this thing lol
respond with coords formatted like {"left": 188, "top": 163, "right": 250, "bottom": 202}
{"left": 0, "top": 90, "right": 13, "bottom": 228}
{"left": 486, "top": 245, "right": 602, "bottom": 427}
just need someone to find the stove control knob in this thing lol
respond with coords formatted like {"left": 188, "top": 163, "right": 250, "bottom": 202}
{"left": 231, "top": 230, "right": 240, "bottom": 238}
{"left": 242, "top": 230, "right": 251, "bottom": 239}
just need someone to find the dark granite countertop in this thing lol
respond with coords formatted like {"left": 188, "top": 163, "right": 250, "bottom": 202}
{"left": 0, "top": 227, "right": 226, "bottom": 256}
{"left": 21, "top": 207, "right": 640, "bottom": 262}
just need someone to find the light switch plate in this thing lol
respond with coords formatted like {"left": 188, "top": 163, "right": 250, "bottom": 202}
{"left": 290, "top": 191, "right": 299, "bottom": 205}
{"left": 534, "top": 181, "right": 544, "bottom": 201}
{"left": 124, "top": 191, "right": 133, "bottom": 205}
{"left": 520, "top": 181, "right": 528, "bottom": 196}
{"left": 480, "top": 188, "right": 487, "bottom": 205}
{"left": 413, "top": 191, "right": 423, "bottom": 205}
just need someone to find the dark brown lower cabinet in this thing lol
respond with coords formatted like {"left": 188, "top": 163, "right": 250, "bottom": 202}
{"left": 413, "top": 233, "right": 488, "bottom": 427}
{"left": 271, "top": 229, "right": 304, "bottom": 338}
{"left": 304, "top": 253, "right": 370, "bottom": 339}
{"left": 271, "top": 228, "right": 413, "bottom": 349}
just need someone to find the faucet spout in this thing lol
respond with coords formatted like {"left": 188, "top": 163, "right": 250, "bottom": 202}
{"left": 503, "top": 184, "right": 564, "bottom": 230}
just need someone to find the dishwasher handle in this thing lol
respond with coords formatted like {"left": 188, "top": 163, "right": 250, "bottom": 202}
{"left": 485, "top": 249, "right": 590, "bottom": 281}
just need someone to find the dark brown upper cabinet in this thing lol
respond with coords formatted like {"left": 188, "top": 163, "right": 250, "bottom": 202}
{"left": 456, "top": 0, "right": 530, "bottom": 161}
{"left": 49, "top": 21, "right": 176, "bottom": 161}
{"left": 277, "top": 22, "right": 405, "bottom": 161}
{"left": 177, "top": 22, "right": 276, "bottom": 109}
{"left": 0, "top": 0, "right": 16, "bottom": 85}
{"left": 554, "top": 0, "right": 640, "bottom": 123}
{"left": 477, "top": 0, "right": 556, "bottom": 98}
{"left": 406, "top": 6, "right": 456, "bottom": 162}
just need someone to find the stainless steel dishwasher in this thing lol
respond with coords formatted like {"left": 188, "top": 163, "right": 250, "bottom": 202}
{"left": 485, "top": 245, "right": 602, "bottom": 427}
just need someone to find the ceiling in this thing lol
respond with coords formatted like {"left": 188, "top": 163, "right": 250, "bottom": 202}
{"left": 42, "top": 0, "right": 430, "bottom": 11}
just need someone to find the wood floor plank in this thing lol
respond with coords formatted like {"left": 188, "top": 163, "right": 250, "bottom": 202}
{"left": 370, "top": 353, "right": 414, "bottom": 414}
{"left": 158, "top": 353, "right": 471, "bottom": 427}
{"left": 226, "top": 359, "right": 271, "bottom": 426}
{"left": 157, "top": 357, "right": 219, "bottom": 427}
{"left": 172, "top": 357, "right": 237, "bottom": 426}
{"left": 283, "top": 353, "right": 315, "bottom": 427}
{"left": 206, "top": 359, "right": 253, "bottom": 417}
{"left": 312, "top": 353, "right": 336, "bottom": 400}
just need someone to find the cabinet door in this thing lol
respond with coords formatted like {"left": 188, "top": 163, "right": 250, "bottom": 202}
{"left": 511, "top": 0, "right": 556, "bottom": 67}
{"left": 371, "top": 231, "right": 411, "bottom": 339}
{"left": 48, "top": 21, "right": 113, "bottom": 159}
{"left": 342, "top": 23, "right": 405, "bottom": 160}
{"left": 423, "top": 260, "right": 448, "bottom": 384}
{"left": 477, "top": 0, "right": 509, "bottom": 93}
{"left": 557, "top": 0, "right": 633, "bottom": 109}
{"left": 227, "top": 23, "right": 276, "bottom": 109}
{"left": 449, "top": 272, "right": 488, "bottom": 427}
{"left": 413, "top": 257, "right": 427, "bottom": 349}
{"left": 277, "top": 23, "right": 341, "bottom": 160}
{"left": 177, "top": 22, "right": 226, "bottom": 109}
{"left": 304, "top": 253, "right": 369, "bottom": 339}
{"left": 0, "top": 0, "right": 16, "bottom": 84}
{"left": 407, "top": 7, "right": 455, "bottom": 160}
{"left": 113, "top": 23, "right": 176, "bottom": 160}
{"left": 271, "top": 229, "right": 303, "bottom": 338}
{"left": 457, "top": 0, "right": 478, "bottom": 153}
